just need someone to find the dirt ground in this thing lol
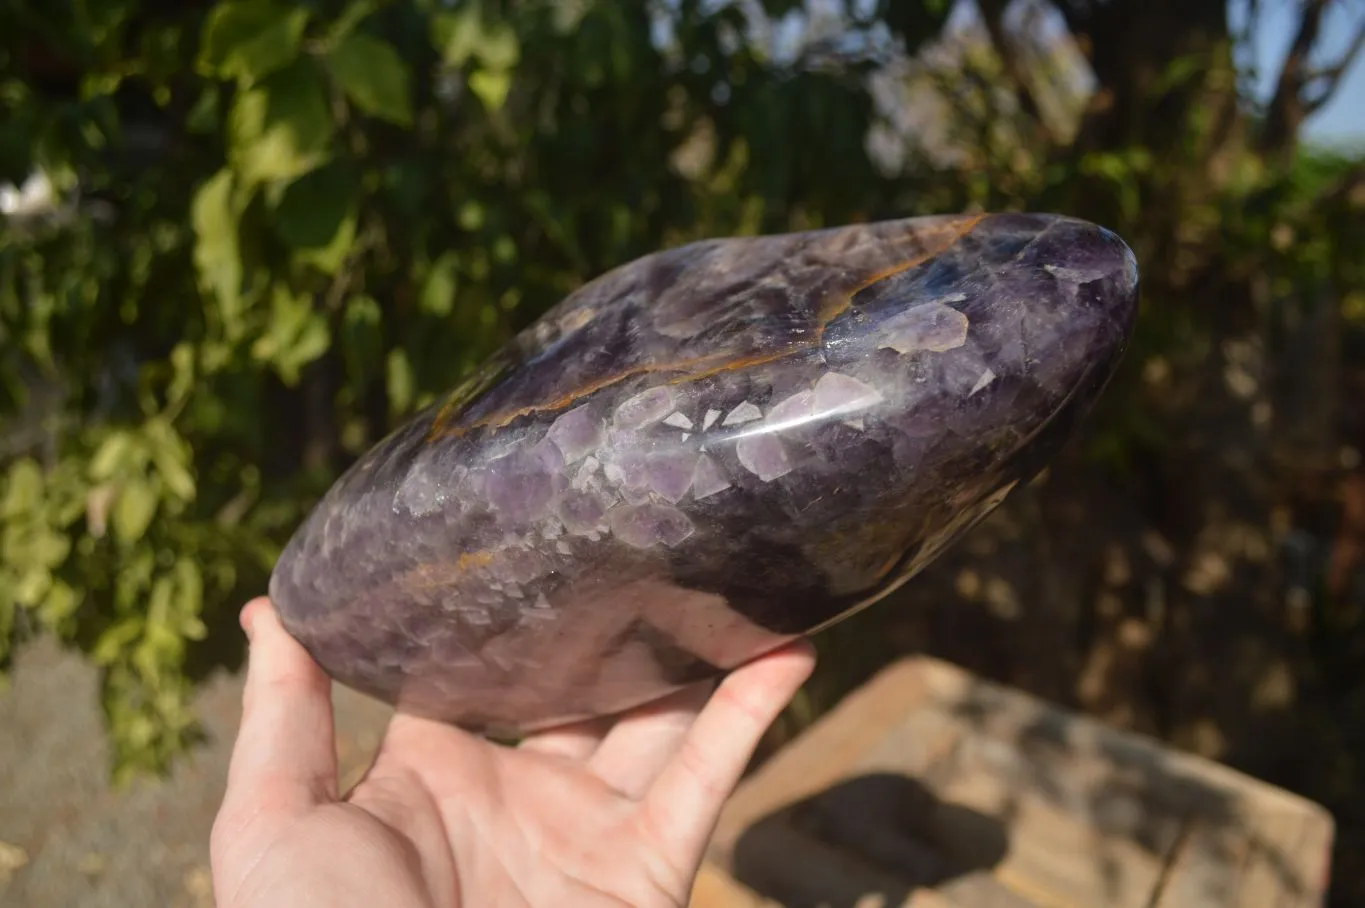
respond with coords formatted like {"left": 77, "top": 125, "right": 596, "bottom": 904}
{"left": 0, "top": 636, "right": 394, "bottom": 908}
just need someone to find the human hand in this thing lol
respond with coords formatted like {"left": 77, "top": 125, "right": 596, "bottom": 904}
{"left": 210, "top": 596, "right": 816, "bottom": 907}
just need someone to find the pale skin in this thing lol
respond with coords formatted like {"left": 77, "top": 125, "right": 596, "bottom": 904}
{"left": 210, "top": 596, "right": 817, "bottom": 907}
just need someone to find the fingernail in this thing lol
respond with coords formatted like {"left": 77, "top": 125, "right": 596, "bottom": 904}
{"left": 239, "top": 604, "right": 256, "bottom": 642}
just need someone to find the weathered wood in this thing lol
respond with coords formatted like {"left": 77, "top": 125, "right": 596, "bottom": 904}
{"left": 689, "top": 864, "right": 782, "bottom": 908}
{"left": 695, "top": 656, "right": 1334, "bottom": 908}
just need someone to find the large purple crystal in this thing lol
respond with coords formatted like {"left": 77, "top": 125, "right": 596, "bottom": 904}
{"left": 269, "top": 213, "right": 1140, "bottom": 734}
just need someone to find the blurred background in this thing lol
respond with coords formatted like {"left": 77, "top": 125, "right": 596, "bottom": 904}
{"left": 0, "top": 0, "right": 1362, "bottom": 903}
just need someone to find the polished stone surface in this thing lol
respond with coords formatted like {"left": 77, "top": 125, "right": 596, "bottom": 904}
{"left": 269, "top": 213, "right": 1140, "bottom": 734}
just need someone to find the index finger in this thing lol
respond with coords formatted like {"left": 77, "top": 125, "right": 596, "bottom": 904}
{"left": 636, "top": 641, "right": 815, "bottom": 861}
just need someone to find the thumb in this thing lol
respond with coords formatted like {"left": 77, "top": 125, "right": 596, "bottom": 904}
{"left": 221, "top": 597, "right": 339, "bottom": 816}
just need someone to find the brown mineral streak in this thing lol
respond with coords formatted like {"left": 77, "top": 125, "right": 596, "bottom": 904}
{"left": 813, "top": 215, "right": 984, "bottom": 326}
{"left": 426, "top": 215, "right": 986, "bottom": 441}
{"left": 397, "top": 549, "right": 496, "bottom": 593}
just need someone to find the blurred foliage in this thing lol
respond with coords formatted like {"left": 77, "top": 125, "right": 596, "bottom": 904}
{"left": 0, "top": 0, "right": 965, "bottom": 783}
{"left": 1, "top": 0, "right": 1364, "bottom": 893}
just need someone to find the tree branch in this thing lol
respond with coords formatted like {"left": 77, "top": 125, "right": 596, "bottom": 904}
{"left": 1258, "top": 0, "right": 1329, "bottom": 155}
{"left": 1302, "top": 13, "right": 1365, "bottom": 113}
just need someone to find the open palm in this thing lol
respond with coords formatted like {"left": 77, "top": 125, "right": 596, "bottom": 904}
{"left": 210, "top": 597, "right": 815, "bottom": 908}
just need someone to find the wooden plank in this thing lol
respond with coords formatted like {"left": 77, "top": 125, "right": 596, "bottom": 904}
{"left": 1214, "top": 783, "right": 1335, "bottom": 906}
{"left": 929, "top": 871, "right": 1044, "bottom": 908}
{"left": 743, "top": 668, "right": 1170, "bottom": 906}
{"left": 901, "top": 658, "right": 1334, "bottom": 908}
{"left": 701, "top": 656, "right": 1334, "bottom": 908}
{"left": 689, "top": 864, "right": 780, "bottom": 908}
{"left": 1151, "top": 809, "right": 1333, "bottom": 908}
{"left": 925, "top": 746, "right": 1170, "bottom": 908}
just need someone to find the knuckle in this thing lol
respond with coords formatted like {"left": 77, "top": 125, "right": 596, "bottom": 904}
{"left": 712, "top": 677, "right": 769, "bottom": 728}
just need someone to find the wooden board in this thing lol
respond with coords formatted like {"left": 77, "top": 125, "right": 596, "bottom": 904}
{"left": 694, "top": 656, "right": 1335, "bottom": 908}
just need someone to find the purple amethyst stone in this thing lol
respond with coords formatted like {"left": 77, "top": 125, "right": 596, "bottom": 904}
{"left": 269, "top": 213, "right": 1140, "bottom": 734}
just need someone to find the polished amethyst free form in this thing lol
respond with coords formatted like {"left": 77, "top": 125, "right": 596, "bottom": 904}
{"left": 269, "top": 213, "right": 1140, "bottom": 734}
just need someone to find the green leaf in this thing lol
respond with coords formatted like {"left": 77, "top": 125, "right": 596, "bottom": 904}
{"left": 168, "top": 343, "right": 196, "bottom": 406}
{"left": 93, "top": 618, "right": 144, "bottom": 666}
{"left": 44, "top": 463, "right": 87, "bottom": 531}
{"left": 291, "top": 315, "right": 332, "bottom": 376}
{"left": 324, "top": 31, "right": 413, "bottom": 126}
{"left": 431, "top": 9, "right": 482, "bottom": 68}
{"left": 479, "top": 27, "right": 519, "bottom": 72}
{"left": 341, "top": 294, "right": 383, "bottom": 385}
{"left": 327, "top": 0, "right": 380, "bottom": 43}
{"left": 469, "top": 69, "right": 511, "bottom": 111}
{"left": 198, "top": 0, "right": 310, "bottom": 86}
{"left": 1344, "top": 291, "right": 1365, "bottom": 324}
{"left": 2, "top": 459, "right": 44, "bottom": 517}
{"left": 457, "top": 200, "right": 484, "bottom": 231}
{"left": 15, "top": 568, "right": 53, "bottom": 608}
{"left": 137, "top": 577, "right": 177, "bottom": 685}
{"left": 431, "top": 9, "right": 519, "bottom": 71}
{"left": 186, "top": 85, "right": 222, "bottom": 134}
{"left": 113, "top": 479, "right": 158, "bottom": 543}
{"left": 252, "top": 285, "right": 331, "bottom": 384}
{"left": 273, "top": 161, "right": 358, "bottom": 274}
{"left": 39, "top": 579, "right": 80, "bottom": 630}
{"left": 32, "top": 528, "right": 70, "bottom": 569}
{"left": 302, "top": 218, "right": 358, "bottom": 275}
{"left": 90, "top": 431, "right": 139, "bottom": 481}
{"left": 229, "top": 60, "right": 336, "bottom": 187}
{"left": 172, "top": 559, "right": 206, "bottom": 641}
{"left": 191, "top": 168, "right": 244, "bottom": 318}
{"left": 420, "top": 252, "right": 459, "bottom": 317}
{"left": 386, "top": 348, "right": 414, "bottom": 415}
{"left": 144, "top": 419, "right": 196, "bottom": 503}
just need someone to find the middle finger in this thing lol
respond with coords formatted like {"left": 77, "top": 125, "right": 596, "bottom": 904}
{"left": 586, "top": 680, "right": 715, "bottom": 799}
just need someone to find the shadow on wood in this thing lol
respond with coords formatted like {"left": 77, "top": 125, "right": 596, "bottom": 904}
{"left": 730, "top": 772, "right": 1009, "bottom": 907}
{"left": 943, "top": 666, "right": 1335, "bottom": 906}
{"left": 701, "top": 656, "right": 1334, "bottom": 907}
